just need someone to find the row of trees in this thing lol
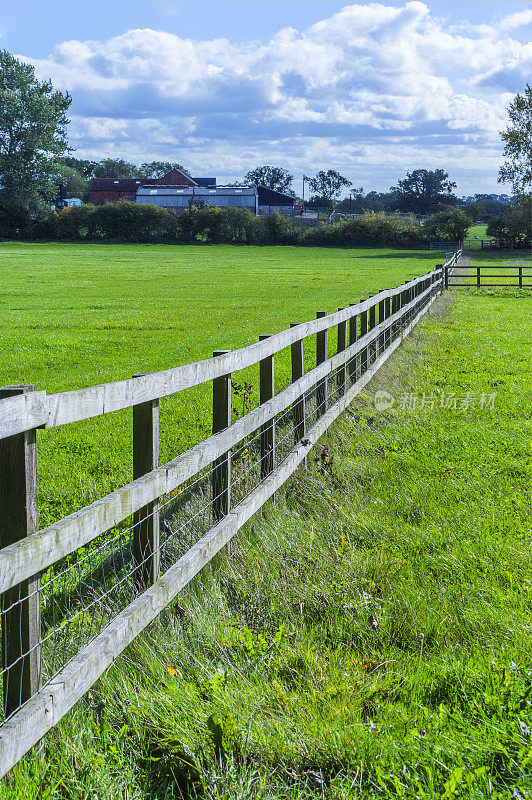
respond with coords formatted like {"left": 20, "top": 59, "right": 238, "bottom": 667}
{"left": 243, "top": 165, "right": 461, "bottom": 215}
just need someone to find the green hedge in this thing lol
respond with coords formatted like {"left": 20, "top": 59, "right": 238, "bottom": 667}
{"left": 43, "top": 204, "right": 434, "bottom": 248}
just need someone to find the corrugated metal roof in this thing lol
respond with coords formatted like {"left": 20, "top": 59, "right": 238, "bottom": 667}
{"left": 136, "top": 186, "right": 257, "bottom": 196}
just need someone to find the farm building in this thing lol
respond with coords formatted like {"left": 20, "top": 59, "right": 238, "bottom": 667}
{"left": 89, "top": 178, "right": 144, "bottom": 205}
{"left": 257, "top": 186, "right": 298, "bottom": 216}
{"left": 89, "top": 168, "right": 297, "bottom": 216}
{"left": 136, "top": 185, "right": 258, "bottom": 213}
{"left": 89, "top": 169, "right": 216, "bottom": 205}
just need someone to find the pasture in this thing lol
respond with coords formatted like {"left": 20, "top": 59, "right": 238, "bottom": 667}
{"left": 450, "top": 251, "right": 532, "bottom": 287}
{"left": 3, "top": 284, "right": 531, "bottom": 799}
{"left": 463, "top": 223, "right": 488, "bottom": 249}
{"left": 0, "top": 242, "right": 437, "bottom": 527}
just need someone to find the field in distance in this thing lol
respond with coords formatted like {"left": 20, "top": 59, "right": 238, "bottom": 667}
{"left": 0, "top": 241, "right": 439, "bottom": 525}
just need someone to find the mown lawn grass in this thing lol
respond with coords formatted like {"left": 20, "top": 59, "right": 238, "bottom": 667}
{"left": 3, "top": 285, "right": 531, "bottom": 799}
{"left": 0, "top": 241, "right": 437, "bottom": 526}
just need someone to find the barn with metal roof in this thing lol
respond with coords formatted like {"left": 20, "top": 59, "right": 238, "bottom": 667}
{"left": 136, "top": 185, "right": 258, "bottom": 213}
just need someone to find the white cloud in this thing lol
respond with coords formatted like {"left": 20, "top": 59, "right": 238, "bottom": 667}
{"left": 494, "top": 7, "right": 532, "bottom": 33}
{"left": 17, "top": 1, "right": 529, "bottom": 192}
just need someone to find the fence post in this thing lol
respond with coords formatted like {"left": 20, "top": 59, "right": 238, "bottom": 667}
{"left": 401, "top": 283, "right": 408, "bottom": 331}
{"left": 368, "top": 298, "right": 376, "bottom": 364}
{"left": 212, "top": 351, "right": 231, "bottom": 521}
{"left": 259, "top": 335, "right": 275, "bottom": 479}
{"left": 391, "top": 292, "right": 398, "bottom": 340}
{"left": 477, "top": 266, "right": 481, "bottom": 288}
{"left": 337, "top": 309, "right": 347, "bottom": 396}
{"left": 360, "top": 302, "right": 368, "bottom": 374}
{"left": 316, "top": 312, "right": 328, "bottom": 417}
{"left": 0, "top": 386, "right": 41, "bottom": 720}
{"left": 348, "top": 303, "right": 357, "bottom": 383}
{"left": 385, "top": 295, "right": 392, "bottom": 348}
{"left": 290, "top": 324, "right": 305, "bottom": 443}
{"left": 519, "top": 267, "right": 523, "bottom": 289}
{"left": 378, "top": 294, "right": 385, "bottom": 355}
{"left": 132, "top": 376, "right": 160, "bottom": 587}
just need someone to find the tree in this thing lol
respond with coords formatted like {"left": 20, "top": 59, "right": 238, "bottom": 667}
{"left": 92, "top": 159, "right": 142, "bottom": 178}
{"left": 0, "top": 49, "right": 71, "bottom": 233}
{"left": 244, "top": 166, "right": 294, "bottom": 193}
{"left": 307, "top": 170, "right": 352, "bottom": 208}
{"left": 422, "top": 208, "right": 470, "bottom": 243}
{"left": 461, "top": 194, "right": 509, "bottom": 222}
{"left": 391, "top": 169, "right": 457, "bottom": 214}
{"left": 61, "top": 156, "right": 98, "bottom": 178}
{"left": 487, "top": 195, "right": 531, "bottom": 249}
{"left": 498, "top": 85, "right": 532, "bottom": 195}
{"left": 140, "top": 161, "right": 189, "bottom": 178}
{"left": 336, "top": 187, "right": 365, "bottom": 213}
{"left": 57, "top": 164, "right": 89, "bottom": 200}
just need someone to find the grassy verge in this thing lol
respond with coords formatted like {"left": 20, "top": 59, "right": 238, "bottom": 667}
{"left": 452, "top": 250, "right": 532, "bottom": 287}
{"left": 0, "top": 242, "right": 438, "bottom": 527}
{"left": 4, "top": 287, "right": 531, "bottom": 799}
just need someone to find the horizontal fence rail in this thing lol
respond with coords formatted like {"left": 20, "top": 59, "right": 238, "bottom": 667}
{"left": 449, "top": 262, "right": 531, "bottom": 288}
{"left": 0, "top": 252, "right": 459, "bottom": 778}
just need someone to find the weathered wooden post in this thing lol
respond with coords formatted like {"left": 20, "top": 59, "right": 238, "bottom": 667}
{"left": 290, "top": 324, "right": 305, "bottom": 443}
{"left": 348, "top": 303, "right": 358, "bottom": 383}
{"left": 401, "top": 283, "right": 409, "bottom": 330}
{"left": 368, "top": 298, "right": 376, "bottom": 364}
{"left": 477, "top": 266, "right": 481, "bottom": 288}
{"left": 408, "top": 283, "right": 414, "bottom": 323}
{"left": 259, "top": 335, "right": 275, "bottom": 479}
{"left": 378, "top": 294, "right": 385, "bottom": 355}
{"left": 132, "top": 375, "right": 160, "bottom": 587}
{"left": 316, "top": 312, "right": 328, "bottom": 417}
{"left": 384, "top": 295, "right": 392, "bottom": 349}
{"left": 337, "top": 309, "right": 347, "bottom": 396}
{"left": 212, "top": 351, "right": 231, "bottom": 521}
{"left": 391, "top": 292, "right": 399, "bottom": 340}
{"left": 0, "top": 386, "right": 41, "bottom": 720}
{"left": 359, "top": 302, "right": 368, "bottom": 374}
{"left": 519, "top": 267, "right": 523, "bottom": 289}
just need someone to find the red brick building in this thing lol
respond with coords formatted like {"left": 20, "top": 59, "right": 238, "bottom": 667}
{"left": 89, "top": 169, "right": 215, "bottom": 205}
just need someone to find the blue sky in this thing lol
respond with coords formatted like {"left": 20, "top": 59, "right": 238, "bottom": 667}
{"left": 3, "top": 1, "right": 531, "bottom": 194}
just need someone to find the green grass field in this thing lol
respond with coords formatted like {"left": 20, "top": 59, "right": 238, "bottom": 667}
{"left": 3, "top": 281, "right": 531, "bottom": 799}
{"left": 451, "top": 250, "right": 532, "bottom": 287}
{"left": 0, "top": 241, "right": 439, "bottom": 527}
{"left": 463, "top": 224, "right": 488, "bottom": 249}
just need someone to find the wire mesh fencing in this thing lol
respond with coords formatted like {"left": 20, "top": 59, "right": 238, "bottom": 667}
{"left": 0, "top": 260, "right": 448, "bottom": 777}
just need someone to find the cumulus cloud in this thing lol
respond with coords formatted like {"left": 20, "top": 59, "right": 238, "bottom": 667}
{"left": 17, "top": 1, "right": 530, "bottom": 191}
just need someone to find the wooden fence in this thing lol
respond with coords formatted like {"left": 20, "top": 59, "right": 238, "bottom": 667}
{"left": 0, "top": 252, "right": 458, "bottom": 778}
{"left": 448, "top": 262, "right": 531, "bottom": 288}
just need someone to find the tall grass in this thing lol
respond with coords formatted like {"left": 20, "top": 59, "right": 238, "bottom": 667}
{"left": 3, "top": 285, "right": 531, "bottom": 799}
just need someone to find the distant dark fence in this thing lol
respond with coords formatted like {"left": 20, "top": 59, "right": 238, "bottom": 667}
{"left": 449, "top": 263, "right": 531, "bottom": 288}
{"left": 0, "top": 251, "right": 459, "bottom": 778}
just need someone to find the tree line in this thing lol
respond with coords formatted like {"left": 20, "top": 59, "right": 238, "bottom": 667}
{"left": 0, "top": 48, "right": 530, "bottom": 245}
